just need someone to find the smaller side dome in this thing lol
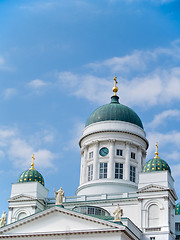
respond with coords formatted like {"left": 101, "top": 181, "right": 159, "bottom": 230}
{"left": 18, "top": 169, "right": 44, "bottom": 186}
{"left": 17, "top": 154, "right": 45, "bottom": 186}
{"left": 175, "top": 203, "right": 180, "bottom": 215}
{"left": 143, "top": 142, "right": 171, "bottom": 173}
{"left": 143, "top": 158, "right": 171, "bottom": 173}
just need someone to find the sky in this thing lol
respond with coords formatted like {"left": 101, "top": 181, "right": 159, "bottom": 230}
{"left": 0, "top": 0, "right": 180, "bottom": 213}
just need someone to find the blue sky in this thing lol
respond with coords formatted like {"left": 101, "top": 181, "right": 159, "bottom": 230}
{"left": 0, "top": 0, "right": 180, "bottom": 212}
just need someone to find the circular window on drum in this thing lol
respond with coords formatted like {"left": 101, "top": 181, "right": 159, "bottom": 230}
{"left": 99, "top": 147, "right": 109, "bottom": 157}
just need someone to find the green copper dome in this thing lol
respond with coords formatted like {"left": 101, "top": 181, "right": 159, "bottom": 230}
{"left": 18, "top": 168, "right": 45, "bottom": 186}
{"left": 175, "top": 203, "right": 180, "bottom": 215}
{"left": 143, "top": 157, "right": 171, "bottom": 174}
{"left": 85, "top": 96, "right": 143, "bottom": 129}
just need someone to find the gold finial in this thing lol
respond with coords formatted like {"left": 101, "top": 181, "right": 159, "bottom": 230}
{"left": 30, "top": 154, "right": 35, "bottom": 170}
{"left": 112, "top": 76, "right": 118, "bottom": 96}
{"left": 154, "top": 142, "right": 160, "bottom": 159}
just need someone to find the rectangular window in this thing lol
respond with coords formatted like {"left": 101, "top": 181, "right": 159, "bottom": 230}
{"left": 150, "top": 237, "right": 155, "bottom": 240}
{"left": 89, "top": 151, "right": 93, "bottom": 159}
{"left": 99, "top": 162, "right": 108, "bottom": 179}
{"left": 176, "top": 223, "right": 180, "bottom": 231}
{"left": 130, "top": 165, "right": 136, "bottom": 182}
{"left": 88, "top": 164, "right": 93, "bottom": 181}
{"left": 131, "top": 152, "right": 135, "bottom": 159}
{"left": 115, "top": 163, "right": 123, "bottom": 179}
{"left": 116, "top": 149, "right": 123, "bottom": 156}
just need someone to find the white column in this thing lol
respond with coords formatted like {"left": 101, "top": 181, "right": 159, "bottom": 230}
{"left": 7, "top": 208, "right": 12, "bottom": 224}
{"left": 82, "top": 147, "right": 88, "bottom": 184}
{"left": 80, "top": 149, "right": 84, "bottom": 185}
{"left": 137, "top": 146, "right": 142, "bottom": 182}
{"left": 108, "top": 139, "right": 115, "bottom": 179}
{"left": 93, "top": 141, "right": 99, "bottom": 180}
{"left": 124, "top": 142, "right": 130, "bottom": 181}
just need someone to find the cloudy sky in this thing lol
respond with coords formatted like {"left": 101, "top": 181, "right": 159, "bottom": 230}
{"left": 0, "top": 0, "right": 180, "bottom": 212}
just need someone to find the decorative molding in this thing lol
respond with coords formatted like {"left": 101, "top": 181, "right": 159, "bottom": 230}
{"left": 79, "top": 130, "right": 148, "bottom": 149}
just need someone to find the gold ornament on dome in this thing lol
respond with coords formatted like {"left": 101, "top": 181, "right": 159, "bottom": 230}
{"left": 30, "top": 154, "right": 35, "bottom": 170}
{"left": 154, "top": 142, "right": 160, "bottom": 159}
{"left": 112, "top": 76, "right": 118, "bottom": 96}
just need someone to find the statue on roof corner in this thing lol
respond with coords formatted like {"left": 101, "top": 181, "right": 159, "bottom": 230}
{"left": 113, "top": 204, "right": 123, "bottom": 221}
{"left": 0, "top": 211, "right": 7, "bottom": 228}
{"left": 54, "top": 187, "right": 64, "bottom": 205}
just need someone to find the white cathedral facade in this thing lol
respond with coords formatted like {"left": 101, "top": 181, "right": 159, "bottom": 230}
{"left": 0, "top": 78, "right": 180, "bottom": 240}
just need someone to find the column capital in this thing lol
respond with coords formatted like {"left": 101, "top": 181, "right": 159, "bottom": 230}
{"left": 109, "top": 139, "right": 116, "bottom": 144}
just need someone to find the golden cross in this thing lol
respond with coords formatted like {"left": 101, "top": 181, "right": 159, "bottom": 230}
{"left": 31, "top": 154, "right": 35, "bottom": 170}
{"left": 112, "top": 76, "right": 118, "bottom": 96}
{"left": 154, "top": 142, "right": 159, "bottom": 158}
{"left": 114, "top": 76, "right": 118, "bottom": 86}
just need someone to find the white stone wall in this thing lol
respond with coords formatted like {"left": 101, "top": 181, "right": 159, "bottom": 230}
{"left": 77, "top": 120, "right": 148, "bottom": 196}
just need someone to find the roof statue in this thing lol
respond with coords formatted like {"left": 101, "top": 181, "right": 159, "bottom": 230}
{"left": 0, "top": 211, "right": 7, "bottom": 228}
{"left": 113, "top": 204, "right": 123, "bottom": 221}
{"left": 54, "top": 187, "right": 64, "bottom": 205}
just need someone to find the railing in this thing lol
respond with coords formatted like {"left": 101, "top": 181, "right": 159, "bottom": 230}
{"left": 47, "top": 192, "right": 138, "bottom": 204}
{"left": 145, "top": 227, "right": 161, "bottom": 232}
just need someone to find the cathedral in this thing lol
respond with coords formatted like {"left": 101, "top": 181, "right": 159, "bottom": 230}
{"left": 0, "top": 77, "right": 180, "bottom": 240}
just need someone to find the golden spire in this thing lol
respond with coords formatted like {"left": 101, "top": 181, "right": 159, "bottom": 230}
{"left": 30, "top": 154, "right": 35, "bottom": 170}
{"left": 112, "top": 76, "right": 118, "bottom": 96}
{"left": 154, "top": 142, "right": 160, "bottom": 159}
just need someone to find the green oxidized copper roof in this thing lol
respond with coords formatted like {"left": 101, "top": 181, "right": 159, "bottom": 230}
{"left": 18, "top": 155, "right": 44, "bottom": 186}
{"left": 175, "top": 203, "right": 180, "bottom": 215}
{"left": 18, "top": 169, "right": 45, "bottom": 186}
{"left": 143, "top": 157, "right": 171, "bottom": 173}
{"left": 85, "top": 95, "right": 143, "bottom": 129}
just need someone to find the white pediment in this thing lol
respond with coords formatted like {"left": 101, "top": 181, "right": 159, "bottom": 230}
{"left": 137, "top": 184, "right": 167, "bottom": 193}
{"left": 8, "top": 194, "right": 37, "bottom": 202}
{"left": 0, "top": 206, "right": 122, "bottom": 235}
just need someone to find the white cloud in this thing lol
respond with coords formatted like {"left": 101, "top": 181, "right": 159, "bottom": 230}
{"left": 57, "top": 38, "right": 180, "bottom": 107}
{"left": 0, "top": 126, "right": 56, "bottom": 170}
{"left": 58, "top": 72, "right": 112, "bottom": 105}
{"left": 28, "top": 79, "right": 48, "bottom": 89}
{"left": 64, "top": 122, "right": 84, "bottom": 151}
{"left": 87, "top": 50, "right": 147, "bottom": 73}
{"left": 147, "top": 131, "right": 180, "bottom": 159}
{"left": 148, "top": 110, "right": 180, "bottom": 129}
{"left": 35, "top": 149, "right": 55, "bottom": 168}
{"left": 57, "top": 67, "right": 180, "bottom": 107}
{"left": 3, "top": 88, "right": 17, "bottom": 100}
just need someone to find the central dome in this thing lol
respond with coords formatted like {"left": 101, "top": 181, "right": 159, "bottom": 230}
{"left": 85, "top": 96, "right": 143, "bottom": 129}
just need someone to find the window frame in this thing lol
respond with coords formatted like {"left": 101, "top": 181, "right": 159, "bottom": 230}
{"left": 131, "top": 152, "right": 136, "bottom": 159}
{"left": 116, "top": 149, "right": 123, "bottom": 156}
{"left": 88, "top": 164, "right": 93, "bottom": 181}
{"left": 130, "top": 165, "right": 136, "bottom": 182}
{"left": 89, "top": 151, "right": 93, "bottom": 159}
{"left": 99, "top": 162, "right": 108, "bottom": 179}
{"left": 115, "top": 162, "right": 123, "bottom": 179}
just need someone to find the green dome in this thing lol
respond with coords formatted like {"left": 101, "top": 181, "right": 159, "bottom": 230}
{"left": 18, "top": 168, "right": 44, "bottom": 186}
{"left": 85, "top": 96, "right": 143, "bottom": 129}
{"left": 175, "top": 203, "right": 180, "bottom": 215}
{"left": 143, "top": 157, "right": 171, "bottom": 174}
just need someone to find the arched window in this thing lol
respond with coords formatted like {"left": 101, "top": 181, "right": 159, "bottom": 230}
{"left": 148, "top": 204, "right": 159, "bottom": 227}
{"left": 17, "top": 212, "right": 27, "bottom": 220}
